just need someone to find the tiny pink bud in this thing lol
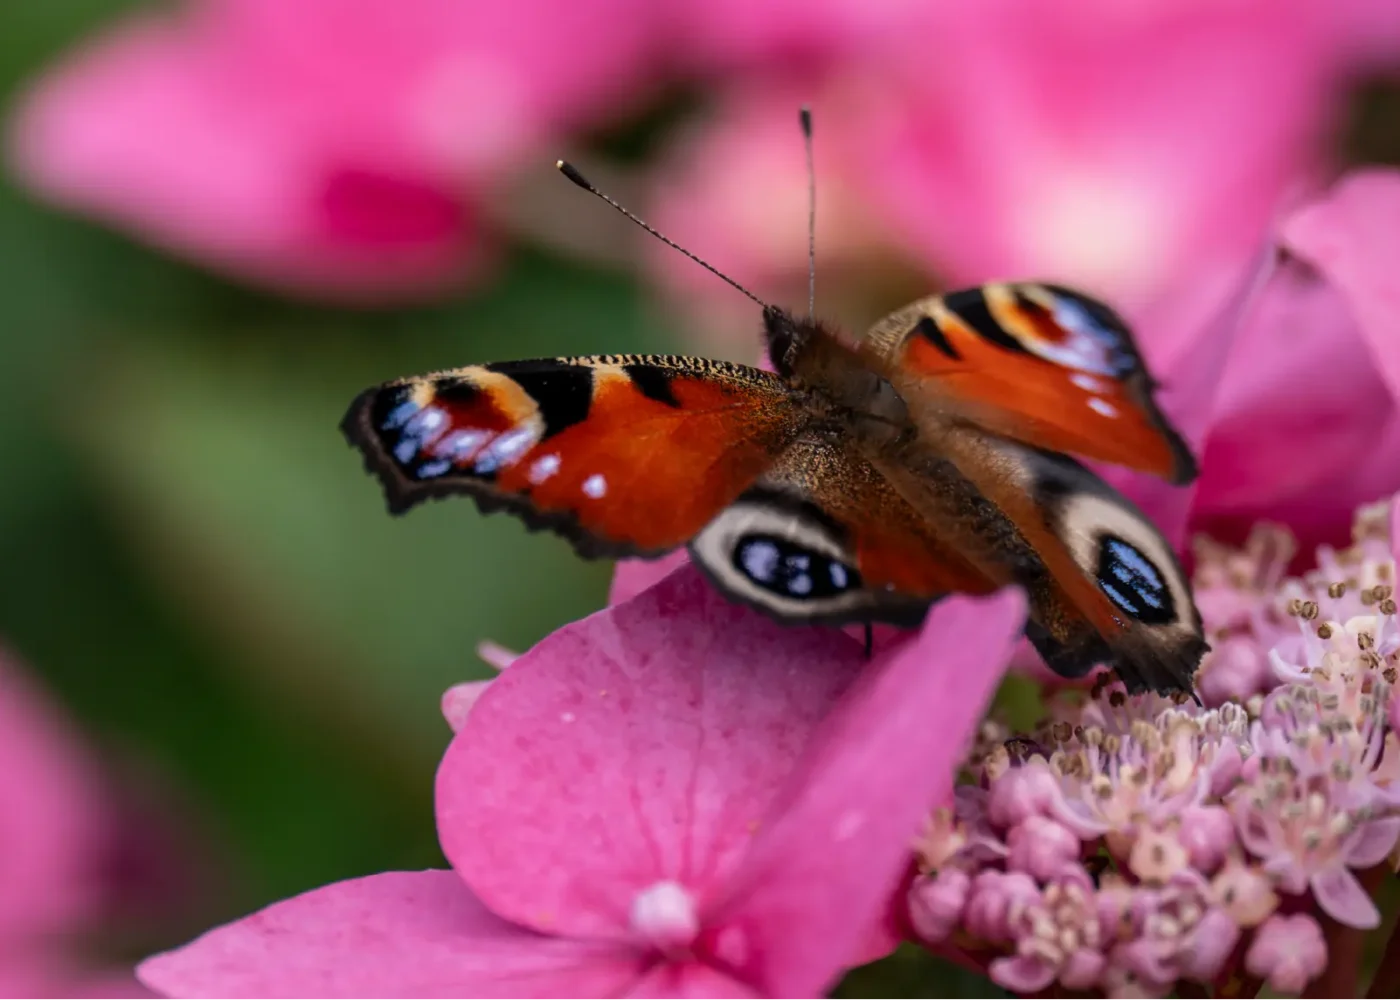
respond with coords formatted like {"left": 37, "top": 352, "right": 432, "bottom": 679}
{"left": 986, "top": 762, "right": 1058, "bottom": 828}
{"left": 1180, "top": 907, "right": 1240, "bottom": 982}
{"left": 908, "top": 868, "right": 970, "bottom": 943}
{"left": 1127, "top": 827, "right": 1189, "bottom": 884}
{"left": 964, "top": 869, "right": 1038, "bottom": 944}
{"left": 1177, "top": 805, "right": 1234, "bottom": 874}
{"left": 440, "top": 680, "right": 492, "bottom": 733}
{"left": 1244, "top": 913, "right": 1327, "bottom": 994}
{"left": 1196, "top": 636, "right": 1269, "bottom": 706}
{"left": 1006, "top": 815, "right": 1081, "bottom": 880}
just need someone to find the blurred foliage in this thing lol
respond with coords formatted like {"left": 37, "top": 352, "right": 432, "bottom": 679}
{"left": 0, "top": 0, "right": 696, "bottom": 947}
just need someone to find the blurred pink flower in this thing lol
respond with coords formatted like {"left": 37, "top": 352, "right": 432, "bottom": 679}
{"left": 642, "top": 85, "right": 897, "bottom": 348}
{"left": 662, "top": 0, "right": 927, "bottom": 75}
{"left": 1192, "top": 169, "right": 1400, "bottom": 549}
{"left": 7, "top": 0, "right": 657, "bottom": 300}
{"left": 0, "top": 650, "right": 151, "bottom": 997}
{"left": 0, "top": 653, "right": 102, "bottom": 941}
{"left": 856, "top": 0, "right": 1340, "bottom": 344}
{"left": 138, "top": 566, "right": 1027, "bottom": 998}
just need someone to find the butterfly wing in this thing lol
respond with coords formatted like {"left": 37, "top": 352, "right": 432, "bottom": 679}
{"left": 861, "top": 282, "right": 1197, "bottom": 484}
{"left": 688, "top": 432, "right": 998, "bottom": 626}
{"left": 856, "top": 422, "right": 1206, "bottom": 695}
{"left": 340, "top": 355, "right": 805, "bottom": 558}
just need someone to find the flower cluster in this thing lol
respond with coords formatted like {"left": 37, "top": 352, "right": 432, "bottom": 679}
{"left": 907, "top": 497, "right": 1400, "bottom": 997}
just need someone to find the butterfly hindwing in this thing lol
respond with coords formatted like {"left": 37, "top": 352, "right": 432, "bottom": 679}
{"left": 1000, "top": 442, "right": 1206, "bottom": 694}
{"left": 340, "top": 355, "right": 804, "bottom": 558}
{"left": 688, "top": 432, "right": 997, "bottom": 627}
{"left": 861, "top": 282, "right": 1197, "bottom": 484}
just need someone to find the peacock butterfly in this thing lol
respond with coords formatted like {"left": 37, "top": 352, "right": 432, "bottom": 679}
{"left": 340, "top": 114, "right": 1206, "bottom": 696}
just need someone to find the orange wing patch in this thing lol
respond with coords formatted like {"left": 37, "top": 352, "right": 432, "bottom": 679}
{"left": 341, "top": 355, "right": 804, "bottom": 557}
{"left": 862, "top": 282, "right": 1197, "bottom": 484}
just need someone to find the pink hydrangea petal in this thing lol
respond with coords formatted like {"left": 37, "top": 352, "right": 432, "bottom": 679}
{"left": 0, "top": 651, "right": 105, "bottom": 938}
{"left": 1099, "top": 239, "right": 1277, "bottom": 548}
{"left": 1191, "top": 249, "right": 1396, "bottom": 544}
{"left": 607, "top": 550, "right": 691, "bottom": 607}
{"left": 1284, "top": 169, "right": 1400, "bottom": 406}
{"left": 1309, "top": 864, "right": 1381, "bottom": 929}
{"left": 1343, "top": 815, "right": 1400, "bottom": 869}
{"left": 437, "top": 564, "right": 866, "bottom": 941}
{"left": 440, "top": 681, "right": 492, "bottom": 734}
{"left": 708, "top": 589, "right": 1028, "bottom": 998}
{"left": 621, "top": 961, "right": 759, "bottom": 999}
{"left": 137, "top": 870, "right": 645, "bottom": 999}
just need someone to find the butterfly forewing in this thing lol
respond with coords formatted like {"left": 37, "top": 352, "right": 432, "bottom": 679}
{"left": 861, "top": 282, "right": 1197, "bottom": 484}
{"left": 341, "top": 355, "right": 804, "bottom": 558}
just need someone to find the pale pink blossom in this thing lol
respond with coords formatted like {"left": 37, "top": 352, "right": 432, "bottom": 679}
{"left": 138, "top": 567, "right": 1027, "bottom": 998}
{"left": 907, "top": 869, "right": 969, "bottom": 944}
{"left": 1244, "top": 913, "right": 1328, "bottom": 994}
{"left": 989, "top": 869, "right": 1105, "bottom": 994}
{"left": 1005, "top": 815, "right": 1080, "bottom": 882}
{"left": 7, "top": 0, "right": 658, "bottom": 300}
{"left": 1176, "top": 805, "right": 1235, "bottom": 876}
{"left": 962, "top": 870, "right": 1039, "bottom": 946}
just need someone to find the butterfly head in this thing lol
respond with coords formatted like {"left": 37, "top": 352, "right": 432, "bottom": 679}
{"left": 762, "top": 305, "right": 814, "bottom": 379}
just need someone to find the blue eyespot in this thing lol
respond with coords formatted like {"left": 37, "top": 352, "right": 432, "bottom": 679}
{"left": 733, "top": 535, "right": 861, "bottom": 601}
{"left": 1096, "top": 536, "right": 1174, "bottom": 624}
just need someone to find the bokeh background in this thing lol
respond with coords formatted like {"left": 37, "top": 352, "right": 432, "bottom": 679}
{"left": 1, "top": 1, "right": 1398, "bottom": 994}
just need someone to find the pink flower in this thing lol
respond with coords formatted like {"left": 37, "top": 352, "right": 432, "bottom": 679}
{"left": 643, "top": 86, "right": 894, "bottom": 349}
{"left": 7, "top": 0, "right": 658, "bottom": 300}
{"left": 1230, "top": 768, "right": 1400, "bottom": 929}
{"left": 1244, "top": 913, "right": 1328, "bottom": 994}
{"left": 661, "top": 0, "right": 927, "bottom": 75}
{"left": 0, "top": 654, "right": 103, "bottom": 942}
{"left": 138, "top": 567, "right": 1027, "bottom": 998}
{"left": 988, "top": 869, "right": 1106, "bottom": 994}
{"left": 907, "top": 869, "right": 969, "bottom": 944}
{"left": 1176, "top": 805, "right": 1235, "bottom": 876}
{"left": 1005, "top": 815, "right": 1081, "bottom": 882}
{"left": 1193, "top": 170, "right": 1400, "bottom": 548}
{"left": 0, "top": 650, "right": 153, "bottom": 997}
{"left": 856, "top": 0, "right": 1339, "bottom": 339}
{"left": 961, "top": 869, "right": 1039, "bottom": 946}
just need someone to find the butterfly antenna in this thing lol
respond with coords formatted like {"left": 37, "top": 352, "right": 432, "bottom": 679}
{"left": 555, "top": 160, "right": 770, "bottom": 311}
{"left": 800, "top": 105, "right": 816, "bottom": 321}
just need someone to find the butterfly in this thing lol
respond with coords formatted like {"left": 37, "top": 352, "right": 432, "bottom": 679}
{"left": 340, "top": 154, "right": 1208, "bottom": 696}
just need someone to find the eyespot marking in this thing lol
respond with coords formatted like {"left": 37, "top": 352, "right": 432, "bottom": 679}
{"left": 1097, "top": 535, "right": 1174, "bottom": 624}
{"left": 733, "top": 534, "right": 861, "bottom": 601}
